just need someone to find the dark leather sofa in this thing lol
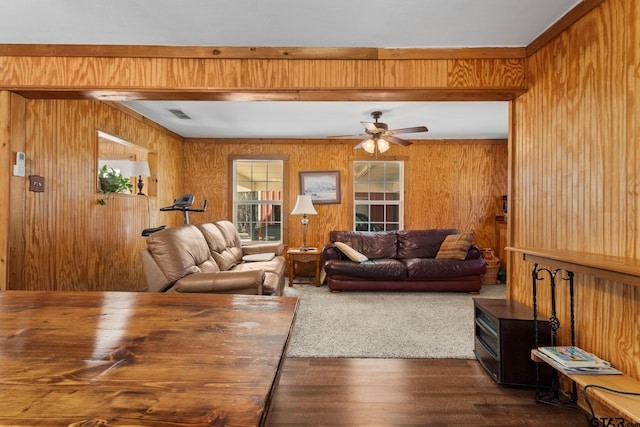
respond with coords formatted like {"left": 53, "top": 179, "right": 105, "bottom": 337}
{"left": 322, "top": 229, "right": 486, "bottom": 292}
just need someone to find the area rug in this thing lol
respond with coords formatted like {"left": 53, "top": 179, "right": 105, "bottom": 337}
{"left": 284, "top": 284, "right": 506, "bottom": 359}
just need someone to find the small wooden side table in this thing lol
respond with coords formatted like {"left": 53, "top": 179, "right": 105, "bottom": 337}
{"left": 287, "top": 248, "right": 322, "bottom": 286}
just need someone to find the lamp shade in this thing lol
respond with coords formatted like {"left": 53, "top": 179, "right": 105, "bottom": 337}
{"left": 377, "top": 139, "right": 390, "bottom": 153}
{"left": 362, "top": 139, "right": 376, "bottom": 154}
{"left": 291, "top": 195, "right": 318, "bottom": 215}
{"left": 130, "top": 161, "right": 151, "bottom": 177}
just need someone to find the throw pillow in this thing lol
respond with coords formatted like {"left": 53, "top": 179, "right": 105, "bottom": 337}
{"left": 435, "top": 232, "right": 474, "bottom": 260}
{"left": 334, "top": 241, "right": 369, "bottom": 263}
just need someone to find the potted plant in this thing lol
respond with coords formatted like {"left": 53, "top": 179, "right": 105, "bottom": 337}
{"left": 98, "top": 164, "right": 133, "bottom": 205}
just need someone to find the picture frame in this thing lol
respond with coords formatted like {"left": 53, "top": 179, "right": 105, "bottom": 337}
{"left": 299, "top": 170, "right": 341, "bottom": 204}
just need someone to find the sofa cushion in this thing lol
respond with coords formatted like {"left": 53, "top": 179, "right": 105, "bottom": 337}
{"left": 435, "top": 232, "right": 475, "bottom": 260}
{"left": 199, "top": 220, "right": 243, "bottom": 271}
{"left": 324, "top": 259, "right": 407, "bottom": 280}
{"left": 329, "top": 231, "right": 397, "bottom": 259}
{"left": 396, "top": 229, "right": 459, "bottom": 259}
{"left": 196, "top": 222, "right": 226, "bottom": 254}
{"left": 334, "top": 242, "right": 369, "bottom": 262}
{"left": 402, "top": 257, "right": 486, "bottom": 279}
{"left": 146, "top": 224, "right": 220, "bottom": 283}
{"left": 173, "top": 270, "right": 264, "bottom": 294}
{"left": 230, "top": 257, "right": 286, "bottom": 295}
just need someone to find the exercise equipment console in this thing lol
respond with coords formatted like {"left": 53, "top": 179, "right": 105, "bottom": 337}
{"left": 159, "top": 194, "right": 207, "bottom": 224}
{"left": 141, "top": 194, "right": 207, "bottom": 236}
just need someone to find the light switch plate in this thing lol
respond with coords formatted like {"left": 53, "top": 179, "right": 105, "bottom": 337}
{"left": 29, "top": 175, "right": 44, "bottom": 192}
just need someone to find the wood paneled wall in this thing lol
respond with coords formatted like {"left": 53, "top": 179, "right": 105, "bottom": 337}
{"left": 6, "top": 102, "right": 505, "bottom": 292}
{"left": 510, "top": 0, "right": 640, "bottom": 381}
{"left": 0, "top": 92, "right": 12, "bottom": 286}
{"left": 183, "top": 139, "right": 507, "bottom": 251}
{"left": 7, "top": 97, "right": 184, "bottom": 291}
{"left": 0, "top": 47, "right": 523, "bottom": 291}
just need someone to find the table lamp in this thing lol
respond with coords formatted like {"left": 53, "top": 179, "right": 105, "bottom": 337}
{"left": 130, "top": 161, "right": 151, "bottom": 195}
{"left": 291, "top": 195, "right": 318, "bottom": 251}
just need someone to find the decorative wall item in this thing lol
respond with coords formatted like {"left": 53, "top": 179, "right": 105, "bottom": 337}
{"left": 299, "top": 170, "right": 341, "bottom": 204}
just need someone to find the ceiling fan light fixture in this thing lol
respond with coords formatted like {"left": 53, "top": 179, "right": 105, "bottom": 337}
{"left": 335, "top": 111, "right": 427, "bottom": 152}
{"left": 377, "top": 139, "right": 390, "bottom": 153}
{"left": 362, "top": 139, "right": 376, "bottom": 154}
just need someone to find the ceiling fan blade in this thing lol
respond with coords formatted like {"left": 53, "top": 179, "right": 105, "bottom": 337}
{"left": 361, "top": 122, "right": 385, "bottom": 134}
{"left": 327, "top": 133, "right": 368, "bottom": 139}
{"left": 385, "top": 135, "right": 413, "bottom": 146}
{"left": 354, "top": 139, "right": 368, "bottom": 149}
{"left": 389, "top": 126, "right": 428, "bottom": 135}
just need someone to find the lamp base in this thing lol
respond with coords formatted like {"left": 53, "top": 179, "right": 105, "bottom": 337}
{"left": 136, "top": 175, "right": 145, "bottom": 195}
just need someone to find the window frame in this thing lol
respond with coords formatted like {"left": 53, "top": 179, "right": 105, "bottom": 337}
{"left": 352, "top": 160, "right": 404, "bottom": 232}
{"left": 229, "top": 154, "right": 289, "bottom": 244}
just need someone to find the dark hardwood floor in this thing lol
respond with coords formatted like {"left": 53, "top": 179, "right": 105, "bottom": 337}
{"left": 266, "top": 358, "right": 588, "bottom": 426}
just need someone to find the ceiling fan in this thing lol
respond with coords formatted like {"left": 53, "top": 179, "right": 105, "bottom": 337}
{"left": 329, "top": 111, "right": 428, "bottom": 154}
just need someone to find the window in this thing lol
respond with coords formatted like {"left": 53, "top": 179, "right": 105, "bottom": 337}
{"left": 353, "top": 161, "right": 403, "bottom": 231}
{"left": 233, "top": 159, "right": 283, "bottom": 243}
{"left": 97, "top": 130, "right": 155, "bottom": 196}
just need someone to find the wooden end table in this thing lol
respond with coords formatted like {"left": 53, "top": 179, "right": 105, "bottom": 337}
{"left": 287, "top": 248, "right": 322, "bottom": 286}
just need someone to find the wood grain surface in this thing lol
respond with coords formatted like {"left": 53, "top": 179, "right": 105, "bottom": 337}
{"left": 0, "top": 56, "right": 525, "bottom": 95}
{"left": 184, "top": 139, "right": 507, "bottom": 254}
{"left": 267, "top": 358, "right": 587, "bottom": 426}
{"left": 0, "top": 291, "right": 297, "bottom": 426}
{"left": 509, "top": 0, "right": 640, "bottom": 389}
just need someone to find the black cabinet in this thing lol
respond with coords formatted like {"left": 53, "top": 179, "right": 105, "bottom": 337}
{"left": 473, "top": 298, "right": 552, "bottom": 388}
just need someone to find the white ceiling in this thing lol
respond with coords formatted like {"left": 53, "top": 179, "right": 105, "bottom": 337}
{"left": 1, "top": 0, "right": 581, "bottom": 140}
{"left": 120, "top": 101, "right": 509, "bottom": 139}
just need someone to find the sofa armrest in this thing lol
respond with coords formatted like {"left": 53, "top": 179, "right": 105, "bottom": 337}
{"left": 140, "top": 248, "right": 172, "bottom": 292}
{"left": 322, "top": 243, "right": 343, "bottom": 260}
{"left": 242, "top": 242, "right": 284, "bottom": 256}
{"left": 466, "top": 245, "right": 483, "bottom": 260}
{"left": 173, "top": 270, "right": 265, "bottom": 294}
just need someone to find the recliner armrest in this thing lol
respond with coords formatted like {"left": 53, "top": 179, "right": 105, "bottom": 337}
{"left": 242, "top": 242, "right": 284, "bottom": 256}
{"left": 173, "top": 270, "right": 265, "bottom": 294}
{"left": 140, "top": 248, "right": 173, "bottom": 292}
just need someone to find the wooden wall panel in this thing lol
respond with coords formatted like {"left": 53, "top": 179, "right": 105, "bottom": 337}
{"left": 183, "top": 139, "right": 507, "bottom": 252}
{"left": 448, "top": 59, "right": 526, "bottom": 88}
{"left": 510, "top": 0, "right": 640, "bottom": 381}
{"left": 0, "top": 92, "right": 11, "bottom": 290}
{"left": 2, "top": 49, "right": 519, "bottom": 293}
{"left": 6, "top": 94, "right": 26, "bottom": 291}
{"left": 8, "top": 98, "right": 184, "bottom": 292}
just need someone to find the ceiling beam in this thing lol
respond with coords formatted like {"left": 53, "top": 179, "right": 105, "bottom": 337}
{"left": 0, "top": 44, "right": 525, "bottom": 60}
{"left": 13, "top": 88, "right": 525, "bottom": 102}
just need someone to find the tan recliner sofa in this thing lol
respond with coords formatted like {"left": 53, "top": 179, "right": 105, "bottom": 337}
{"left": 140, "top": 220, "right": 286, "bottom": 295}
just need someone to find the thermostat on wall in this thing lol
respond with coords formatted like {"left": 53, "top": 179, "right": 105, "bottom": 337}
{"left": 13, "top": 151, "right": 25, "bottom": 177}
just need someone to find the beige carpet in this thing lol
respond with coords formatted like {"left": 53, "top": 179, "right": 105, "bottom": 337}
{"left": 284, "top": 284, "right": 506, "bottom": 358}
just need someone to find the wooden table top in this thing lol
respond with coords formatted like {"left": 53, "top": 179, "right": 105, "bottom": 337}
{"left": 0, "top": 291, "right": 298, "bottom": 426}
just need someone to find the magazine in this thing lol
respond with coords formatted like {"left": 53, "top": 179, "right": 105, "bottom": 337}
{"left": 537, "top": 346, "right": 608, "bottom": 368}
{"left": 533, "top": 349, "right": 622, "bottom": 375}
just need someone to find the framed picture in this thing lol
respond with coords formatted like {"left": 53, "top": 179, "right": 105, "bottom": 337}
{"left": 299, "top": 170, "right": 341, "bottom": 204}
